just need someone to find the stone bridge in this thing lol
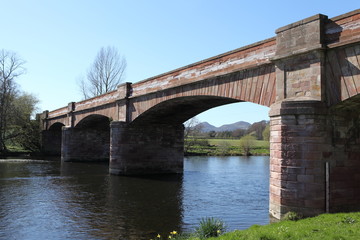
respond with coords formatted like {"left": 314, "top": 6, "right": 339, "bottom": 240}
{"left": 40, "top": 9, "right": 360, "bottom": 219}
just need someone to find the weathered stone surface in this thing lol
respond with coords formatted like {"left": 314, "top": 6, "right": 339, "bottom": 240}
{"left": 109, "top": 121, "right": 184, "bottom": 175}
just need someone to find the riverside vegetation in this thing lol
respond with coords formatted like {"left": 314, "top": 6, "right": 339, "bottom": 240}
{"left": 184, "top": 138, "right": 269, "bottom": 156}
{"left": 150, "top": 212, "right": 360, "bottom": 240}
{"left": 184, "top": 118, "right": 270, "bottom": 156}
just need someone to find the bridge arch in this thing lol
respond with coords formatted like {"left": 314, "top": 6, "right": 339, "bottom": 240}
{"left": 41, "top": 122, "right": 65, "bottom": 155}
{"left": 62, "top": 114, "right": 111, "bottom": 162}
{"left": 75, "top": 114, "right": 111, "bottom": 129}
{"left": 129, "top": 64, "right": 276, "bottom": 123}
{"left": 130, "top": 96, "right": 241, "bottom": 126}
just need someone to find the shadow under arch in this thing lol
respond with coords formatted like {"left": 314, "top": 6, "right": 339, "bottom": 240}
{"left": 130, "top": 96, "right": 241, "bottom": 127}
{"left": 75, "top": 114, "right": 111, "bottom": 130}
{"left": 42, "top": 122, "right": 65, "bottom": 155}
{"left": 62, "top": 114, "right": 111, "bottom": 162}
{"left": 328, "top": 94, "right": 360, "bottom": 212}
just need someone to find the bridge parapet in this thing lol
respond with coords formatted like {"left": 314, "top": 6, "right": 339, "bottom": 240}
{"left": 48, "top": 106, "right": 68, "bottom": 119}
{"left": 131, "top": 38, "right": 276, "bottom": 97}
{"left": 325, "top": 9, "right": 360, "bottom": 47}
{"left": 74, "top": 89, "right": 119, "bottom": 112}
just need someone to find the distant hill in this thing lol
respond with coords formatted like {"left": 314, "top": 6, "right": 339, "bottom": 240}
{"left": 198, "top": 121, "right": 251, "bottom": 132}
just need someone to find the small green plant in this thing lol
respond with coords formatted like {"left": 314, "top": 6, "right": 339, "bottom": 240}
{"left": 341, "top": 216, "right": 357, "bottom": 224}
{"left": 195, "top": 217, "right": 226, "bottom": 239}
{"left": 283, "top": 211, "right": 303, "bottom": 221}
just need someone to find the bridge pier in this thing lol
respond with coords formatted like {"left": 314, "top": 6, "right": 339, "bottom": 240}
{"left": 41, "top": 129, "right": 62, "bottom": 155}
{"left": 61, "top": 126, "right": 110, "bottom": 162}
{"left": 109, "top": 121, "right": 184, "bottom": 175}
{"left": 269, "top": 100, "right": 360, "bottom": 219}
{"left": 269, "top": 101, "right": 330, "bottom": 219}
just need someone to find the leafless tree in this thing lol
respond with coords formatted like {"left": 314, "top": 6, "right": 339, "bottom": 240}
{"left": 0, "top": 49, "right": 26, "bottom": 151}
{"left": 79, "top": 46, "right": 127, "bottom": 99}
{"left": 184, "top": 117, "right": 205, "bottom": 152}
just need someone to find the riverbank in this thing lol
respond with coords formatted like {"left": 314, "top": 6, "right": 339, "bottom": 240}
{"left": 165, "top": 212, "right": 360, "bottom": 239}
{"left": 185, "top": 139, "right": 270, "bottom": 156}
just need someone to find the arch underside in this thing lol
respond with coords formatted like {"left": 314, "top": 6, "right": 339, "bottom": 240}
{"left": 131, "top": 96, "right": 240, "bottom": 126}
{"left": 75, "top": 114, "right": 110, "bottom": 129}
{"left": 130, "top": 64, "right": 276, "bottom": 126}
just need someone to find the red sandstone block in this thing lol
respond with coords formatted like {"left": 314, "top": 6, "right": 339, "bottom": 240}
{"left": 283, "top": 181, "right": 305, "bottom": 191}
{"left": 270, "top": 178, "right": 282, "bottom": 187}
{"left": 348, "top": 152, "right": 360, "bottom": 161}
{"left": 270, "top": 193, "right": 281, "bottom": 204}
{"left": 270, "top": 171, "right": 281, "bottom": 180}
{"left": 330, "top": 197, "right": 353, "bottom": 206}
{"left": 281, "top": 198, "right": 304, "bottom": 207}
{"left": 270, "top": 185, "right": 281, "bottom": 195}
{"left": 305, "top": 183, "right": 324, "bottom": 193}
{"left": 304, "top": 199, "right": 325, "bottom": 208}
{"left": 270, "top": 164, "right": 282, "bottom": 173}
{"left": 281, "top": 166, "right": 305, "bottom": 174}
{"left": 297, "top": 174, "right": 314, "bottom": 183}
{"left": 281, "top": 173, "right": 298, "bottom": 181}
{"left": 331, "top": 181, "right": 356, "bottom": 189}
{"left": 281, "top": 188, "right": 297, "bottom": 198}
{"left": 305, "top": 168, "right": 324, "bottom": 175}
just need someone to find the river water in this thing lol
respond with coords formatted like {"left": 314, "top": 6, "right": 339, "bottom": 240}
{"left": 0, "top": 156, "right": 269, "bottom": 240}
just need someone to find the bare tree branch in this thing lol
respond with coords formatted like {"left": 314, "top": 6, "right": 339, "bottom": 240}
{"left": 79, "top": 46, "right": 127, "bottom": 99}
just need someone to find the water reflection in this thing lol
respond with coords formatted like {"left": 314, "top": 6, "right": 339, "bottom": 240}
{"left": 0, "top": 156, "right": 269, "bottom": 240}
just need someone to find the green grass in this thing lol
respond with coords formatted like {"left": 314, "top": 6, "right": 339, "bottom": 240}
{"left": 207, "top": 139, "right": 269, "bottom": 148}
{"left": 185, "top": 138, "right": 269, "bottom": 156}
{"left": 195, "top": 212, "right": 360, "bottom": 240}
{"left": 150, "top": 212, "right": 360, "bottom": 240}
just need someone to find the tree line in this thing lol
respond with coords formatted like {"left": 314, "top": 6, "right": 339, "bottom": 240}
{"left": 0, "top": 46, "right": 126, "bottom": 154}
{"left": 0, "top": 50, "right": 39, "bottom": 152}
{"left": 185, "top": 118, "right": 270, "bottom": 141}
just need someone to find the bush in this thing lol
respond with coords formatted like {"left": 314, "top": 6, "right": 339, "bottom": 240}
{"left": 283, "top": 211, "right": 303, "bottom": 221}
{"left": 239, "top": 135, "right": 256, "bottom": 156}
{"left": 195, "top": 217, "right": 226, "bottom": 239}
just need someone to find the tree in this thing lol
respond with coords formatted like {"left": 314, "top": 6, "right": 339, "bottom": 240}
{"left": 247, "top": 120, "right": 268, "bottom": 140}
{"left": 0, "top": 49, "right": 26, "bottom": 152}
{"left": 262, "top": 124, "right": 270, "bottom": 141}
{"left": 7, "top": 93, "right": 40, "bottom": 151}
{"left": 79, "top": 46, "right": 127, "bottom": 99}
{"left": 184, "top": 117, "right": 204, "bottom": 152}
{"left": 239, "top": 135, "right": 256, "bottom": 156}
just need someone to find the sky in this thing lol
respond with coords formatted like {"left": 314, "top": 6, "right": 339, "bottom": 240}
{"left": 1, "top": 1, "right": 359, "bottom": 127}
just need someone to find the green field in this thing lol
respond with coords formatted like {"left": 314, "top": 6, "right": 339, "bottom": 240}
{"left": 185, "top": 138, "right": 269, "bottom": 156}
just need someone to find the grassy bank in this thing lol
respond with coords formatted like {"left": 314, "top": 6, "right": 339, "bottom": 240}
{"left": 155, "top": 212, "right": 360, "bottom": 240}
{"left": 185, "top": 138, "right": 269, "bottom": 156}
{"left": 206, "top": 212, "right": 360, "bottom": 240}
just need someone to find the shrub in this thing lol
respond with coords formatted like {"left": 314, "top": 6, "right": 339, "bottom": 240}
{"left": 239, "top": 135, "right": 256, "bottom": 156}
{"left": 283, "top": 211, "right": 303, "bottom": 221}
{"left": 195, "top": 217, "right": 226, "bottom": 239}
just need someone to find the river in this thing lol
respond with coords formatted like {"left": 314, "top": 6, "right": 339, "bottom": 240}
{"left": 0, "top": 156, "right": 269, "bottom": 240}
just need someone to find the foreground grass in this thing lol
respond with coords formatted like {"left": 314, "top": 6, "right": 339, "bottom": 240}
{"left": 182, "top": 212, "right": 360, "bottom": 240}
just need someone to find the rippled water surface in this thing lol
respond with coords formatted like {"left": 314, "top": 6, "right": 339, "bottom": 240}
{"left": 0, "top": 156, "right": 269, "bottom": 239}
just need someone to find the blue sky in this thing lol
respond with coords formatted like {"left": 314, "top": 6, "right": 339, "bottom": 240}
{"left": 1, "top": 1, "right": 359, "bottom": 126}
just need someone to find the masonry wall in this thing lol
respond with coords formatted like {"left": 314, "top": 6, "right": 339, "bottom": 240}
{"left": 328, "top": 101, "right": 360, "bottom": 212}
{"left": 62, "top": 127, "right": 110, "bottom": 162}
{"left": 41, "top": 130, "right": 62, "bottom": 155}
{"left": 110, "top": 122, "right": 184, "bottom": 175}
